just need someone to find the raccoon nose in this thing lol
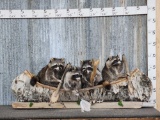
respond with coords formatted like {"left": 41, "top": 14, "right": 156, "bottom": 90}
{"left": 112, "top": 60, "right": 121, "bottom": 66}
{"left": 80, "top": 75, "right": 82, "bottom": 78}
{"left": 71, "top": 83, "right": 76, "bottom": 88}
{"left": 87, "top": 70, "right": 90, "bottom": 74}
{"left": 76, "top": 77, "right": 81, "bottom": 81}
{"left": 55, "top": 66, "right": 60, "bottom": 70}
{"left": 118, "top": 61, "right": 121, "bottom": 64}
{"left": 59, "top": 66, "right": 62, "bottom": 70}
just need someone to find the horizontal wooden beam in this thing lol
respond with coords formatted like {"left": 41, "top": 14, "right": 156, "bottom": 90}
{"left": 60, "top": 118, "right": 160, "bottom": 120}
{"left": 12, "top": 102, "right": 144, "bottom": 109}
{"left": 0, "top": 6, "right": 147, "bottom": 18}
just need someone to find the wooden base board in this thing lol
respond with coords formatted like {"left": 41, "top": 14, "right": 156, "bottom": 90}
{"left": 12, "top": 102, "right": 144, "bottom": 109}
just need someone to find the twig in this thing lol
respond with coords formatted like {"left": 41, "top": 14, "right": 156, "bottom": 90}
{"left": 122, "top": 54, "right": 130, "bottom": 76}
{"left": 54, "top": 63, "right": 72, "bottom": 97}
{"left": 90, "top": 59, "right": 100, "bottom": 86}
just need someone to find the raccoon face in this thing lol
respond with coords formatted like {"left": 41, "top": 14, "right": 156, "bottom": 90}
{"left": 63, "top": 66, "right": 82, "bottom": 90}
{"left": 48, "top": 58, "right": 65, "bottom": 72}
{"left": 80, "top": 60, "right": 93, "bottom": 75}
{"left": 106, "top": 55, "right": 122, "bottom": 68}
{"left": 69, "top": 67, "right": 82, "bottom": 82}
{"left": 67, "top": 67, "right": 82, "bottom": 81}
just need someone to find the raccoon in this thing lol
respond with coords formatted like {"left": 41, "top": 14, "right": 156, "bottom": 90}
{"left": 80, "top": 60, "right": 102, "bottom": 88}
{"left": 102, "top": 54, "right": 126, "bottom": 83}
{"left": 30, "top": 58, "right": 65, "bottom": 87}
{"left": 63, "top": 66, "right": 82, "bottom": 91}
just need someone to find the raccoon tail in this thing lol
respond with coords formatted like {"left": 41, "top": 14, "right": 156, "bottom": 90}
{"left": 102, "top": 81, "right": 111, "bottom": 90}
{"left": 30, "top": 76, "right": 39, "bottom": 86}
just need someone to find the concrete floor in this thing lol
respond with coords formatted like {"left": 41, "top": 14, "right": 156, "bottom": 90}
{"left": 0, "top": 106, "right": 160, "bottom": 119}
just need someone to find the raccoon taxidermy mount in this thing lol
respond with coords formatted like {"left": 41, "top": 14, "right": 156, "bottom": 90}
{"left": 63, "top": 65, "right": 82, "bottom": 91}
{"left": 102, "top": 54, "right": 129, "bottom": 85}
{"left": 30, "top": 58, "right": 65, "bottom": 87}
{"left": 81, "top": 60, "right": 102, "bottom": 88}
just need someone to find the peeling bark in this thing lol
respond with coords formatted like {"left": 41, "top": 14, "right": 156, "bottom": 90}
{"left": 11, "top": 69, "right": 152, "bottom": 103}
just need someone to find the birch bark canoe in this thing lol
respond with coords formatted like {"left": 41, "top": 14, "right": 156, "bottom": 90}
{"left": 11, "top": 69, "right": 152, "bottom": 103}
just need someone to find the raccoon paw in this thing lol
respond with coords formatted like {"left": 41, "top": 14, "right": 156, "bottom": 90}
{"left": 105, "top": 84, "right": 111, "bottom": 90}
{"left": 97, "top": 100, "right": 104, "bottom": 103}
{"left": 30, "top": 76, "right": 38, "bottom": 86}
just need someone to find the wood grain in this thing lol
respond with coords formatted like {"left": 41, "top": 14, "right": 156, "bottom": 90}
{"left": 13, "top": 118, "right": 160, "bottom": 120}
{"left": 63, "top": 102, "right": 142, "bottom": 109}
{"left": 12, "top": 102, "right": 65, "bottom": 109}
{"left": 12, "top": 102, "right": 143, "bottom": 109}
{"left": 156, "top": 0, "right": 160, "bottom": 112}
{"left": 0, "top": 0, "right": 147, "bottom": 105}
{"left": 90, "top": 60, "right": 100, "bottom": 86}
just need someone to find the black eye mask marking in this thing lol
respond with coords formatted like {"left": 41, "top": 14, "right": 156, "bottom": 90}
{"left": 112, "top": 60, "right": 120, "bottom": 66}
{"left": 71, "top": 74, "right": 82, "bottom": 81}
{"left": 82, "top": 66, "right": 93, "bottom": 71}
{"left": 87, "top": 67, "right": 93, "bottom": 71}
{"left": 82, "top": 67, "right": 86, "bottom": 71}
{"left": 51, "top": 65, "right": 58, "bottom": 69}
{"left": 59, "top": 65, "right": 64, "bottom": 69}
{"left": 59, "top": 65, "right": 64, "bottom": 67}
{"left": 51, "top": 64, "right": 64, "bottom": 70}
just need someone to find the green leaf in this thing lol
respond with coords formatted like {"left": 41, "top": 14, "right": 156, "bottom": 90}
{"left": 29, "top": 102, "right": 33, "bottom": 107}
{"left": 118, "top": 100, "right": 123, "bottom": 107}
{"left": 77, "top": 99, "right": 81, "bottom": 105}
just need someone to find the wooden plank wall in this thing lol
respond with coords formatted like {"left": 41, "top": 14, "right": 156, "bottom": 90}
{"left": 21, "top": 118, "right": 160, "bottom": 120}
{"left": 0, "top": 0, "right": 147, "bottom": 105}
{"left": 1, "top": 117, "right": 160, "bottom": 120}
{"left": 156, "top": 0, "right": 160, "bottom": 111}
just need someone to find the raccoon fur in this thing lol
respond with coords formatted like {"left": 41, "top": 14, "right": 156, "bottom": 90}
{"left": 102, "top": 54, "right": 125, "bottom": 84}
{"left": 30, "top": 58, "right": 65, "bottom": 87}
{"left": 63, "top": 66, "right": 82, "bottom": 91}
{"left": 80, "top": 60, "right": 102, "bottom": 88}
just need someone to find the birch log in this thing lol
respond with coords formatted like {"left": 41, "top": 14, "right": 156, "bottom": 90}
{"left": 11, "top": 69, "right": 152, "bottom": 103}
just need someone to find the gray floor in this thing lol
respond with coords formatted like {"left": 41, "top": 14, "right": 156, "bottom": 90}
{"left": 0, "top": 106, "right": 160, "bottom": 119}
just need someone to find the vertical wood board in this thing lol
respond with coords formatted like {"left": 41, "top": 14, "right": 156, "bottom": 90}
{"left": 0, "top": 0, "right": 148, "bottom": 105}
{"left": 156, "top": 0, "right": 160, "bottom": 111}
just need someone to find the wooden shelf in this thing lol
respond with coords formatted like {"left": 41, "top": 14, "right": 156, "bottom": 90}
{"left": 0, "top": 106, "right": 160, "bottom": 119}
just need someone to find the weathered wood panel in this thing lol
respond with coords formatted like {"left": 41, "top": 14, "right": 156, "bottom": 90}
{"left": 156, "top": 0, "right": 160, "bottom": 112}
{"left": 0, "top": 0, "right": 147, "bottom": 105}
{"left": 29, "top": 118, "right": 160, "bottom": 120}
{"left": 12, "top": 102, "right": 143, "bottom": 109}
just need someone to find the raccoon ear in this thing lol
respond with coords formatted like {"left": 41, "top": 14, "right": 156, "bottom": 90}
{"left": 80, "top": 60, "right": 83, "bottom": 66}
{"left": 70, "top": 66, "right": 75, "bottom": 71}
{"left": 108, "top": 56, "right": 112, "bottom": 61}
{"left": 118, "top": 52, "right": 122, "bottom": 60}
{"left": 89, "top": 60, "right": 92, "bottom": 65}
{"left": 61, "top": 58, "right": 65, "bottom": 63}
{"left": 91, "top": 59, "right": 94, "bottom": 65}
{"left": 117, "top": 54, "right": 120, "bottom": 59}
{"left": 67, "top": 63, "right": 73, "bottom": 71}
{"left": 49, "top": 58, "right": 54, "bottom": 63}
{"left": 73, "top": 66, "right": 77, "bottom": 70}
